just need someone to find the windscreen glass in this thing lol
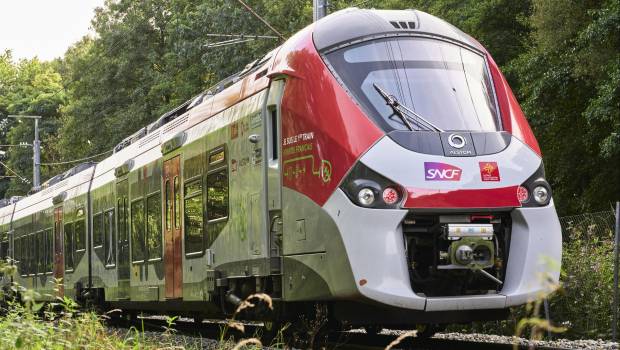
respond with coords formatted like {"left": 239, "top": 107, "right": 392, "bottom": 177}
{"left": 325, "top": 37, "right": 500, "bottom": 132}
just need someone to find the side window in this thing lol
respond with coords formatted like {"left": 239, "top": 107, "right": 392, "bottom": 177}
{"left": 75, "top": 219, "right": 86, "bottom": 251}
{"left": 206, "top": 146, "right": 229, "bottom": 246}
{"left": 146, "top": 193, "right": 162, "bottom": 260}
{"left": 15, "top": 238, "right": 22, "bottom": 275}
{"left": 22, "top": 235, "right": 27, "bottom": 275}
{"left": 184, "top": 179, "right": 203, "bottom": 255}
{"left": 64, "top": 222, "right": 74, "bottom": 270}
{"left": 93, "top": 213, "right": 103, "bottom": 247}
{"left": 270, "top": 108, "right": 278, "bottom": 160}
{"left": 37, "top": 231, "right": 44, "bottom": 274}
{"left": 45, "top": 229, "right": 53, "bottom": 273}
{"left": 104, "top": 210, "right": 116, "bottom": 266}
{"left": 0, "top": 233, "right": 7, "bottom": 260}
{"left": 29, "top": 234, "right": 35, "bottom": 275}
{"left": 174, "top": 176, "right": 181, "bottom": 229}
{"left": 117, "top": 198, "right": 123, "bottom": 242}
{"left": 131, "top": 199, "right": 145, "bottom": 262}
{"left": 165, "top": 180, "right": 171, "bottom": 230}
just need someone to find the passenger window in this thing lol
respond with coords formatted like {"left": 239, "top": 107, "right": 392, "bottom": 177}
{"left": 146, "top": 194, "right": 162, "bottom": 259}
{"left": 15, "top": 238, "right": 22, "bottom": 274}
{"left": 174, "top": 176, "right": 180, "bottom": 229}
{"left": 75, "top": 219, "right": 86, "bottom": 251}
{"left": 37, "top": 231, "right": 44, "bottom": 273}
{"left": 207, "top": 169, "right": 229, "bottom": 221}
{"left": 93, "top": 213, "right": 103, "bottom": 247}
{"left": 184, "top": 179, "right": 203, "bottom": 254}
{"left": 131, "top": 199, "right": 145, "bottom": 262}
{"left": 165, "top": 180, "right": 171, "bottom": 230}
{"left": 270, "top": 108, "right": 278, "bottom": 160}
{"left": 0, "top": 233, "right": 9, "bottom": 260}
{"left": 46, "top": 229, "right": 53, "bottom": 273}
{"left": 29, "top": 234, "right": 35, "bottom": 275}
{"left": 104, "top": 210, "right": 116, "bottom": 266}
{"left": 64, "top": 222, "right": 74, "bottom": 270}
{"left": 24, "top": 236, "right": 29, "bottom": 274}
{"left": 206, "top": 146, "right": 229, "bottom": 246}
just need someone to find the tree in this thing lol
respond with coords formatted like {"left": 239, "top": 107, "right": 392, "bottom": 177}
{"left": 508, "top": 0, "right": 619, "bottom": 214}
{"left": 0, "top": 55, "right": 65, "bottom": 196}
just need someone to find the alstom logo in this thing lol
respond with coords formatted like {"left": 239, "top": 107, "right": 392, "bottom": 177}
{"left": 424, "top": 162, "right": 462, "bottom": 181}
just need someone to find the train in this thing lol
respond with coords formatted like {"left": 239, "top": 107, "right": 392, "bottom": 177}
{"left": 0, "top": 7, "right": 562, "bottom": 340}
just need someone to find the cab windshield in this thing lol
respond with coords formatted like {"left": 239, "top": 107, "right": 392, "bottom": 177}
{"left": 324, "top": 37, "right": 500, "bottom": 132}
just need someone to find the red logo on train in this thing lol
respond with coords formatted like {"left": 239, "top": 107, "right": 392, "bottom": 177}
{"left": 479, "top": 162, "right": 500, "bottom": 181}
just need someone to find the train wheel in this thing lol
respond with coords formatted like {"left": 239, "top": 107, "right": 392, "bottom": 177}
{"left": 415, "top": 324, "right": 439, "bottom": 339}
{"left": 287, "top": 303, "right": 329, "bottom": 349}
{"left": 193, "top": 315, "right": 204, "bottom": 325}
{"left": 260, "top": 320, "right": 289, "bottom": 347}
{"left": 364, "top": 325, "right": 383, "bottom": 335}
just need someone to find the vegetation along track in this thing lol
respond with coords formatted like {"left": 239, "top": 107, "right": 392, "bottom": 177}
{"left": 109, "top": 314, "right": 572, "bottom": 350}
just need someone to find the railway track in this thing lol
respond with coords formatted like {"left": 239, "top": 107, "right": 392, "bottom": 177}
{"left": 328, "top": 332, "right": 569, "bottom": 350}
{"left": 110, "top": 315, "right": 574, "bottom": 350}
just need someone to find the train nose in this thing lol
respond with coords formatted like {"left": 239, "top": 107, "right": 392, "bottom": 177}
{"left": 324, "top": 134, "right": 562, "bottom": 312}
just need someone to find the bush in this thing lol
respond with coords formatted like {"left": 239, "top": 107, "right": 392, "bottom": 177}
{"left": 549, "top": 223, "right": 616, "bottom": 339}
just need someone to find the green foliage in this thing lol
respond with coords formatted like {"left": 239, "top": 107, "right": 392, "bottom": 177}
{"left": 549, "top": 223, "right": 616, "bottom": 339}
{"left": 0, "top": 278, "right": 145, "bottom": 349}
{"left": 507, "top": 0, "right": 620, "bottom": 214}
{"left": 0, "top": 54, "right": 66, "bottom": 196}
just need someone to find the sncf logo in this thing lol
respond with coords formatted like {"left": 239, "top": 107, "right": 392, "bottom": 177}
{"left": 424, "top": 162, "right": 462, "bottom": 181}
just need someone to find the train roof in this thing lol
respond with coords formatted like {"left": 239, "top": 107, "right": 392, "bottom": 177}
{"left": 313, "top": 8, "right": 484, "bottom": 53}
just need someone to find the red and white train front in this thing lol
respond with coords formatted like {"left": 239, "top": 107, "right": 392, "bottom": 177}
{"left": 270, "top": 8, "right": 561, "bottom": 325}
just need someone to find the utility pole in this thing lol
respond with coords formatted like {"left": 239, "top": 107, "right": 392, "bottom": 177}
{"left": 7, "top": 115, "right": 41, "bottom": 190}
{"left": 313, "top": 0, "right": 328, "bottom": 21}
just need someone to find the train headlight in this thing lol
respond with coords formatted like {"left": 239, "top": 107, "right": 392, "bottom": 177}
{"left": 518, "top": 163, "right": 552, "bottom": 207}
{"left": 533, "top": 186, "right": 549, "bottom": 205}
{"left": 341, "top": 162, "right": 404, "bottom": 209}
{"left": 357, "top": 188, "right": 375, "bottom": 206}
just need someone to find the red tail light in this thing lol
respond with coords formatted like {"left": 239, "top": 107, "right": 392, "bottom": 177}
{"left": 517, "top": 186, "right": 529, "bottom": 203}
{"left": 382, "top": 187, "right": 400, "bottom": 205}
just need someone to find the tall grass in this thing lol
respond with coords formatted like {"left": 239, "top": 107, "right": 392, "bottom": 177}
{"left": 0, "top": 261, "right": 268, "bottom": 350}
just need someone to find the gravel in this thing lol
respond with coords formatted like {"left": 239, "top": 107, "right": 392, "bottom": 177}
{"left": 111, "top": 318, "right": 620, "bottom": 350}
{"left": 379, "top": 329, "right": 619, "bottom": 350}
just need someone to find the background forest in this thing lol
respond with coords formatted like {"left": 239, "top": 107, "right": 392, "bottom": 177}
{"left": 0, "top": 0, "right": 618, "bottom": 216}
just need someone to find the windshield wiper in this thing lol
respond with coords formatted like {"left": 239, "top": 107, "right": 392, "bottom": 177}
{"left": 373, "top": 83, "right": 443, "bottom": 132}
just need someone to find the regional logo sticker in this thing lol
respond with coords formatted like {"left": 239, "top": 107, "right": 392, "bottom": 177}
{"left": 479, "top": 162, "right": 500, "bottom": 181}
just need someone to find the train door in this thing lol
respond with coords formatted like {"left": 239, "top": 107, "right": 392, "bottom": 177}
{"left": 53, "top": 207, "right": 64, "bottom": 297}
{"left": 264, "top": 80, "right": 285, "bottom": 261}
{"left": 163, "top": 156, "right": 182, "bottom": 299}
{"left": 116, "top": 179, "right": 130, "bottom": 300}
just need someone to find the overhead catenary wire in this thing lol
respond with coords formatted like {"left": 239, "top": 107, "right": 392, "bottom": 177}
{"left": 40, "top": 150, "right": 112, "bottom": 166}
{"left": 0, "top": 160, "right": 31, "bottom": 184}
{"left": 203, "top": 33, "right": 279, "bottom": 49}
{"left": 206, "top": 33, "right": 279, "bottom": 39}
{"left": 235, "top": 0, "right": 286, "bottom": 41}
